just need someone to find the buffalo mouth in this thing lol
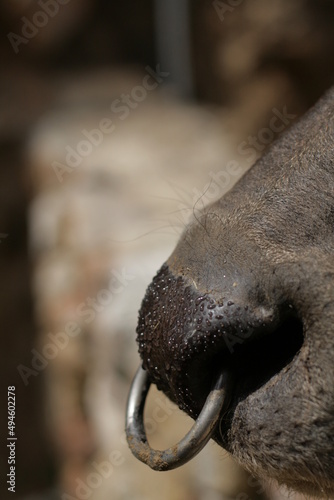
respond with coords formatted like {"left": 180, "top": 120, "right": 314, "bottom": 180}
{"left": 127, "top": 263, "right": 305, "bottom": 469}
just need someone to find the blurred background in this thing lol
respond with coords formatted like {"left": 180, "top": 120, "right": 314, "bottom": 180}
{"left": 0, "top": 1, "right": 334, "bottom": 499}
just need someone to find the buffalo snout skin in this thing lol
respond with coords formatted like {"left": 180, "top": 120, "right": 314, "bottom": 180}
{"left": 136, "top": 88, "right": 334, "bottom": 496}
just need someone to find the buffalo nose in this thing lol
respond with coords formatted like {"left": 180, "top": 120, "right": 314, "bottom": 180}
{"left": 136, "top": 263, "right": 277, "bottom": 418}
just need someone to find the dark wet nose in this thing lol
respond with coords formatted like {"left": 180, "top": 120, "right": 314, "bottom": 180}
{"left": 136, "top": 263, "right": 278, "bottom": 418}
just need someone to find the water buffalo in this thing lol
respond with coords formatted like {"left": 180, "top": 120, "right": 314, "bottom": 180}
{"left": 127, "top": 87, "right": 334, "bottom": 497}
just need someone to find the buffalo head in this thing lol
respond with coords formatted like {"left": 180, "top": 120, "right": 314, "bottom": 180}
{"left": 128, "top": 87, "right": 334, "bottom": 496}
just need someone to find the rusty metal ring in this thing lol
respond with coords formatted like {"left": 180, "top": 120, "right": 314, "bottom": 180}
{"left": 125, "top": 366, "right": 231, "bottom": 471}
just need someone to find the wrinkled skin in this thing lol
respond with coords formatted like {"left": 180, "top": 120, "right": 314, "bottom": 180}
{"left": 136, "top": 88, "right": 334, "bottom": 496}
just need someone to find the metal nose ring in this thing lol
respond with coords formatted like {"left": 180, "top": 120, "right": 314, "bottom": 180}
{"left": 125, "top": 366, "right": 231, "bottom": 471}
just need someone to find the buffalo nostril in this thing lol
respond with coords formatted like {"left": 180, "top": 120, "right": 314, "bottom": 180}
{"left": 136, "top": 263, "right": 280, "bottom": 417}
